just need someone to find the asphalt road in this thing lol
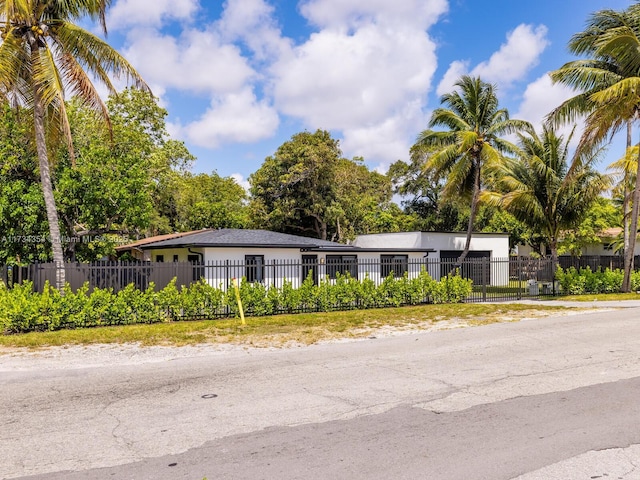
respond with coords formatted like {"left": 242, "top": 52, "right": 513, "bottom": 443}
{"left": 3, "top": 304, "right": 640, "bottom": 479}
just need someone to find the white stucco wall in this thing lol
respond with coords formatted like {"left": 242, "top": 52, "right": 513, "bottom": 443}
{"left": 353, "top": 232, "right": 509, "bottom": 257}
{"left": 199, "top": 247, "right": 431, "bottom": 288}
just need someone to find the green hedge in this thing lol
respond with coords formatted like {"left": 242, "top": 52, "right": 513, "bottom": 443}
{"left": 0, "top": 269, "right": 473, "bottom": 334}
{"left": 555, "top": 266, "right": 640, "bottom": 295}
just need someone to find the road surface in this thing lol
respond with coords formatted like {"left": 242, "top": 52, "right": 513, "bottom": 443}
{"left": 3, "top": 304, "right": 640, "bottom": 479}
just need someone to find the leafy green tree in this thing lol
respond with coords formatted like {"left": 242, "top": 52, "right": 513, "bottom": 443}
{"left": 0, "top": 0, "right": 147, "bottom": 287}
{"left": 414, "top": 76, "right": 529, "bottom": 263}
{"left": 50, "top": 90, "right": 195, "bottom": 260}
{"left": 54, "top": 101, "right": 151, "bottom": 260}
{"left": 549, "top": 4, "right": 640, "bottom": 291}
{"left": 250, "top": 131, "right": 405, "bottom": 241}
{"left": 170, "top": 171, "right": 249, "bottom": 231}
{"left": 476, "top": 207, "right": 535, "bottom": 252}
{"left": 328, "top": 157, "right": 408, "bottom": 241}
{"left": 559, "top": 197, "right": 621, "bottom": 255}
{"left": 104, "top": 89, "right": 195, "bottom": 237}
{"left": 0, "top": 90, "right": 195, "bottom": 262}
{"left": 388, "top": 149, "right": 466, "bottom": 231}
{"left": 249, "top": 130, "right": 341, "bottom": 240}
{"left": 0, "top": 103, "right": 49, "bottom": 263}
{"left": 484, "top": 125, "right": 610, "bottom": 265}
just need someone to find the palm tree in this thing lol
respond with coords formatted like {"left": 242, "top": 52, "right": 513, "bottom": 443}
{"left": 548, "top": 4, "right": 640, "bottom": 292}
{"left": 0, "top": 0, "right": 148, "bottom": 288}
{"left": 483, "top": 125, "right": 611, "bottom": 267}
{"left": 414, "top": 75, "right": 530, "bottom": 264}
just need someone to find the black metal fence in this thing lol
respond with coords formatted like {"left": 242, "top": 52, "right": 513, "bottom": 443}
{"left": 0, "top": 256, "right": 562, "bottom": 302}
{"left": 558, "top": 255, "right": 640, "bottom": 271}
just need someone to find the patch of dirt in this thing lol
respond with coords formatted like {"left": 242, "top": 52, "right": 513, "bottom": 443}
{"left": 0, "top": 307, "right": 611, "bottom": 370}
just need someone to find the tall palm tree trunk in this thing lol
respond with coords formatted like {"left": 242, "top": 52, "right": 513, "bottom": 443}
{"left": 624, "top": 122, "right": 632, "bottom": 257}
{"left": 34, "top": 90, "right": 66, "bottom": 289}
{"left": 549, "top": 238, "right": 559, "bottom": 272}
{"left": 457, "top": 157, "right": 481, "bottom": 266}
{"left": 622, "top": 131, "right": 640, "bottom": 292}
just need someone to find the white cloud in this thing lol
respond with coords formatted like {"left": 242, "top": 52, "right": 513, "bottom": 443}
{"left": 436, "top": 60, "right": 469, "bottom": 97}
{"left": 270, "top": 0, "right": 446, "bottom": 165}
{"left": 340, "top": 100, "right": 427, "bottom": 170}
{"left": 471, "top": 24, "right": 549, "bottom": 88}
{"left": 218, "top": 0, "right": 290, "bottom": 61}
{"left": 183, "top": 88, "right": 279, "bottom": 149}
{"left": 108, "top": 0, "right": 198, "bottom": 30}
{"left": 299, "top": 0, "right": 447, "bottom": 30}
{"left": 514, "top": 73, "right": 582, "bottom": 146}
{"left": 122, "top": 29, "right": 255, "bottom": 96}
{"left": 110, "top": 0, "right": 447, "bottom": 161}
{"left": 515, "top": 73, "right": 576, "bottom": 127}
{"left": 230, "top": 173, "right": 251, "bottom": 191}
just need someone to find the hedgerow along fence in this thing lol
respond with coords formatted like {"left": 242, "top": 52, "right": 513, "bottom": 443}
{"left": 0, "top": 256, "right": 557, "bottom": 302}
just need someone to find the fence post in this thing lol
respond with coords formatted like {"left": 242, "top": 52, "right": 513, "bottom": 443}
{"left": 517, "top": 256, "right": 522, "bottom": 300}
{"left": 482, "top": 258, "right": 487, "bottom": 302}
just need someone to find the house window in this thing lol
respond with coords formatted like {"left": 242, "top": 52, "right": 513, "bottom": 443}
{"left": 156, "top": 255, "right": 164, "bottom": 262}
{"left": 302, "top": 255, "right": 318, "bottom": 284}
{"left": 381, "top": 255, "right": 408, "bottom": 278}
{"left": 326, "top": 255, "right": 358, "bottom": 279}
{"left": 173, "top": 254, "right": 179, "bottom": 262}
{"left": 245, "top": 255, "right": 265, "bottom": 283}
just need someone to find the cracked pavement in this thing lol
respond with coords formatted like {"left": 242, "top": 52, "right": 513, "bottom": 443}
{"left": 3, "top": 305, "right": 640, "bottom": 479}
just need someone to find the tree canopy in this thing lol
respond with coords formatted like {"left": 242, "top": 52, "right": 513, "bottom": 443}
{"left": 250, "top": 130, "right": 406, "bottom": 241}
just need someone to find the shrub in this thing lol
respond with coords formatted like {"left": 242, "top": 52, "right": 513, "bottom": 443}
{"left": 356, "top": 274, "right": 377, "bottom": 308}
{"left": 2, "top": 267, "right": 477, "bottom": 335}
{"left": 556, "top": 266, "right": 623, "bottom": 295}
{"left": 0, "top": 282, "right": 43, "bottom": 333}
{"left": 430, "top": 272, "right": 473, "bottom": 304}
{"left": 180, "top": 279, "right": 225, "bottom": 320}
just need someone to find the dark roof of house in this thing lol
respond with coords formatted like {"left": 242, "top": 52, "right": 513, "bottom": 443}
{"left": 135, "top": 229, "right": 352, "bottom": 249}
{"left": 126, "top": 229, "right": 434, "bottom": 253}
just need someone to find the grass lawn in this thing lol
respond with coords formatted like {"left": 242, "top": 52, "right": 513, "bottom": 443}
{"left": 0, "top": 303, "right": 579, "bottom": 349}
{"left": 553, "top": 292, "right": 640, "bottom": 301}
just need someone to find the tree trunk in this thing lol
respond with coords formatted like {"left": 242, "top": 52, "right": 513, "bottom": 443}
{"left": 622, "top": 129, "right": 640, "bottom": 292}
{"left": 320, "top": 221, "right": 327, "bottom": 241}
{"left": 34, "top": 91, "right": 66, "bottom": 290}
{"left": 550, "top": 238, "right": 558, "bottom": 273}
{"left": 623, "top": 122, "right": 632, "bottom": 258}
{"left": 456, "top": 158, "right": 480, "bottom": 267}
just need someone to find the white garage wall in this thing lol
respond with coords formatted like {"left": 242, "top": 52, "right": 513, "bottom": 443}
{"left": 353, "top": 232, "right": 510, "bottom": 258}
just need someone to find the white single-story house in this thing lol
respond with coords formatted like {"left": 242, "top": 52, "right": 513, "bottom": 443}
{"left": 116, "top": 229, "right": 511, "bottom": 288}
{"left": 116, "top": 229, "right": 436, "bottom": 288}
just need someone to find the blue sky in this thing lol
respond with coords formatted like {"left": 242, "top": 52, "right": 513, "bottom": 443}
{"left": 102, "top": 0, "right": 632, "bottom": 187}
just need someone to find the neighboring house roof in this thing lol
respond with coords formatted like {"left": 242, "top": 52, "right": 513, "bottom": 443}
{"left": 598, "top": 227, "right": 622, "bottom": 239}
{"left": 115, "top": 230, "right": 204, "bottom": 252}
{"left": 121, "top": 229, "right": 434, "bottom": 253}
